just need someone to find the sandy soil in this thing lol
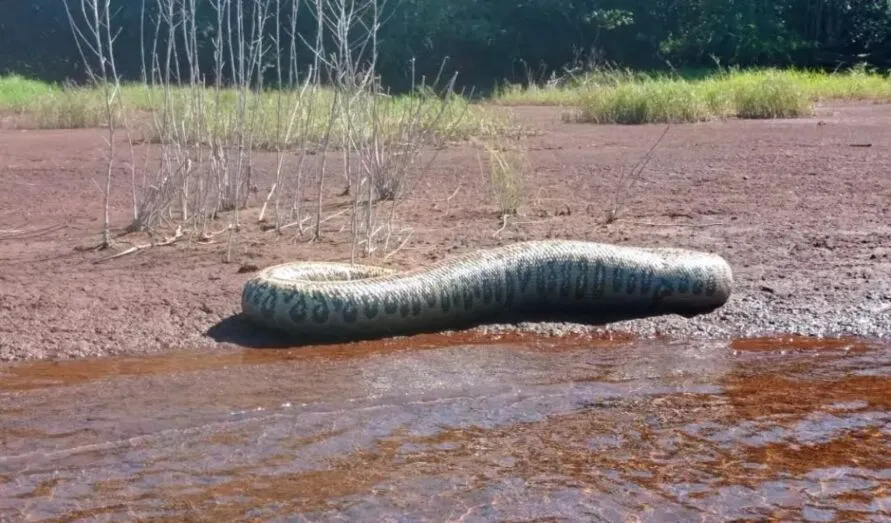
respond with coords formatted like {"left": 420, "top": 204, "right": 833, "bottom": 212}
{"left": 0, "top": 103, "right": 889, "bottom": 361}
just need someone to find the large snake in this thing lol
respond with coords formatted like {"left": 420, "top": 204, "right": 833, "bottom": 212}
{"left": 241, "top": 240, "right": 733, "bottom": 343}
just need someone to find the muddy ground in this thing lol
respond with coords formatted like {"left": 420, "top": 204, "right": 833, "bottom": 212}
{"left": 0, "top": 103, "right": 889, "bottom": 361}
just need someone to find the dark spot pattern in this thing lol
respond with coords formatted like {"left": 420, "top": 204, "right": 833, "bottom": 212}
{"left": 410, "top": 292, "right": 423, "bottom": 317}
{"left": 504, "top": 271, "right": 516, "bottom": 307}
{"left": 399, "top": 298, "right": 410, "bottom": 318}
{"left": 384, "top": 293, "right": 399, "bottom": 315}
{"left": 545, "top": 260, "right": 560, "bottom": 296}
{"left": 612, "top": 267, "right": 625, "bottom": 294}
{"left": 493, "top": 271, "right": 505, "bottom": 303}
{"left": 591, "top": 261, "right": 606, "bottom": 297}
{"left": 251, "top": 283, "right": 265, "bottom": 307}
{"left": 288, "top": 292, "right": 307, "bottom": 323}
{"left": 574, "top": 259, "right": 589, "bottom": 299}
{"left": 423, "top": 286, "right": 438, "bottom": 308}
{"left": 342, "top": 298, "right": 359, "bottom": 323}
{"left": 311, "top": 291, "right": 330, "bottom": 323}
{"left": 517, "top": 260, "right": 533, "bottom": 293}
{"left": 330, "top": 295, "right": 344, "bottom": 315}
{"left": 462, "top": 280, "right": 474, "bottom": 310}
{"left": 260, "top": 287, "right": 278, "bottom": 319}
{"left": 281, "top": 290, "right": 296, "bottom": 304}
{"left": 363, "top": 294, "right": 380, "bottom": 319}
{"left": 625, "top": 268, "right": 638, "bottom": 294}
{"left": 655, "top": 277, "right": 675, "bottom": 298}
{"left": 482, "top": 276, "right": 494, "bottom": 304}
{"left": 439, "top": 286, "right": 451, "bottom": 313}
{"left": 452, "top": 284, "right": 463, "bottom": 313}
{"left": 535, "top": 265, "right": 547, "bottom": 297}
{"left": 678, "top": 273, "right": 691, "bottom": 294}
{"left": 559, "top": 261, "right": 572, "bottom": 298}
{"left": 640, "top": 269, "right": 654, "bottom": 295}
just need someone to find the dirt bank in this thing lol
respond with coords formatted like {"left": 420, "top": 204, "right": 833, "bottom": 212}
{"left": 1, "top": 103, "right": 889, "bottom": 361}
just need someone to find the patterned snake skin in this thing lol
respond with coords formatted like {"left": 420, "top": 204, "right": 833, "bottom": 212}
{"left": 241, "top": 240, "right": 733, "bottom": 342}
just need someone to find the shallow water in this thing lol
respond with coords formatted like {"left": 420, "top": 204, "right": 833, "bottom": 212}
{"left": 1, "top": 333, "right": 890, "bottom": 522}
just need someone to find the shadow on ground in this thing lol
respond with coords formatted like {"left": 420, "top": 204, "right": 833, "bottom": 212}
{"left": 206, "top": 315, "right": 300, "bottom": 349}
{"left": 206, "top": 315, "right": 407, "bottom": 349}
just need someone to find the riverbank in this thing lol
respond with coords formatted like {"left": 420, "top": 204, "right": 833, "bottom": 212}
{"left": 1, "top": 103, "right": 889, "bottom": 361}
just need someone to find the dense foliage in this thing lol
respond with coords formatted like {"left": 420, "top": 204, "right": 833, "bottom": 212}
{"left": 2, "top": 0, "right": 890, "bottom": 91}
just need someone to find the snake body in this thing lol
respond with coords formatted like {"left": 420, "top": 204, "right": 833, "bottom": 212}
{"left": 241, "top": 240, "right": 733, "bottom": 342}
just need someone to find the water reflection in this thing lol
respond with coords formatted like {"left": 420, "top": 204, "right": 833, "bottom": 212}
{"left": 1, "top": 334, "right": 889, "bottom": 521}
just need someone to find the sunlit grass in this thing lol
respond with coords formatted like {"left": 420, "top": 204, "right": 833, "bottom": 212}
{"left": 493, "top": 67, "right": 891, "bottom": 123}
{"left": 7, "top": 66, "right": 889, "bottom": 131}
{"left": 572, "top": 79, "right": 713, "bottom": 124}
{"left": 0, "top": 74, "right": 57, "bottom": 110}
{"left": 0, "top": 75, "right": 513, "bottom": 143}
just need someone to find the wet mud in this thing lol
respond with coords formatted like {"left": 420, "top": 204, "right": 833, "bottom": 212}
{"left": 2, "top": 334, "right": 890, "bottom": 521}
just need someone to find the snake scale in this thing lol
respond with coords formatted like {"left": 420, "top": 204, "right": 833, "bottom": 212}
{"left": 241, "top": 240, "right": 733, "bottom": 343}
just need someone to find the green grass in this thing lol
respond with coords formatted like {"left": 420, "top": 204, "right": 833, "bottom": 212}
{"left": 0, "top": 75, "right": 512, "bottom": 143}
{"left": 0, "top": 74, "right": 57, "bottom": 109}
{"left": 6, "top": 67, "right": 890, "bottom": 131}
{"left": 572, "top": 79, "right": 715, "bottom": 124}
{"left": 494, "top": 67, "right": 891, "bottom": 124}
{"left": 133, "top": 85, "right": 507, "bottom": 146}
{"left": 0, "top": 74, "right": 117, "bottom": 128}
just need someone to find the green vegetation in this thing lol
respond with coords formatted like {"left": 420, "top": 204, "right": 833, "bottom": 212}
{"left": 0, "top": 74, "right": 57, "bottom": 110}
{"left": 0, "top": 75, "right": 510, "bottom": 143}
{"left": 495, "top": 68, "right": 891, "bottom": 124}
{"left": 4, "top": 67, "right": 891, "bottom": 132}
{"left": 0, "top": 76, "right": 121, "bottom": 128}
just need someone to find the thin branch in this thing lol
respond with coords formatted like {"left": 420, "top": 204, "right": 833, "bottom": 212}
{"left": 93, "top": 226, "right": 184, "bottom": 264}
{"left": 606, "top": 125, "right": 671, "bottom": 224}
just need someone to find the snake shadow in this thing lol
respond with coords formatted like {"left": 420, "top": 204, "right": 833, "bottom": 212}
{"left": 206, "top": 313, "right": 435, "bottom": 348}
{"left": 205, "top": 304, "right": 715, "bottom": 349}
{"left": 206, "top": 314, "right": 306, "bottom": 349}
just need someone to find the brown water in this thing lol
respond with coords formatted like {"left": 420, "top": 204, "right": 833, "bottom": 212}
{"left": 1, "top": 333, "right": 890, "bottom": 522}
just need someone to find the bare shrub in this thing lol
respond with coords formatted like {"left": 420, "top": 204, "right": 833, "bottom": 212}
{"left": 65, "top": 0, "right": 484, "bottom": 264}
{"left": 347, "top": 77, "right": 466, "bottom": 258}
{"left": 63, "top": 0, "right": 124, "bottom": 248}
{"left": 302, "top": 0, "right": 472, "bottom": 259}
{"left": 116, "top": 0, "right": 315, "bottom": 242}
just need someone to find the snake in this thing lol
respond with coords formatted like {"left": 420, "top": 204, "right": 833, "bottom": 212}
{"left": 241, "top": 239, "right": 733, "bottom": 343}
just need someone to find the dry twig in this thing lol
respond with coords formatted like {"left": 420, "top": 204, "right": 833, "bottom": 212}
{"left": 93, "top": 226, "right": 184, "bottom": 264}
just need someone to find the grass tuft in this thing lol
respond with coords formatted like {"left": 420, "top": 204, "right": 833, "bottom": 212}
{"left": 480, "top": 137, "right": 529, "bottom": 216}
{"left": 730, "top": 71, "right": 812, "bottom": 119}
{"left": 496, "top": 67, "right": 891, "bottom": 124}
{"left": 572, "top": 80, "right": 711, "bottom": 124}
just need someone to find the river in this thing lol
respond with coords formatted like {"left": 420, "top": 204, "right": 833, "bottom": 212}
{"left": 2, "top": 333, "right": 889, "bottom": 521}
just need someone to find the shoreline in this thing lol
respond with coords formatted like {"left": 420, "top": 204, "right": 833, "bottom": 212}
{"left": 1, "top": 103, "right": 889, "bottom": 362}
